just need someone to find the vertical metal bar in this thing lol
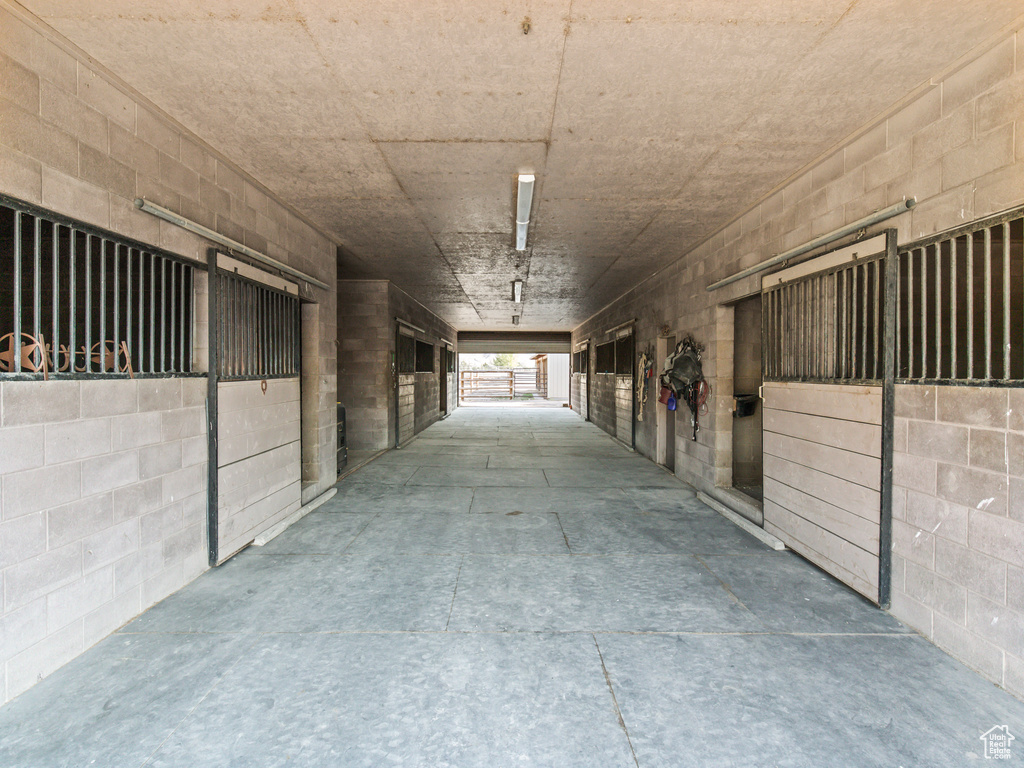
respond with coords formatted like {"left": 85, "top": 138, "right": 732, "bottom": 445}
{"left": 99, "top": 240, "right": 107, "bottom": 372}
{"left": 796, "top": 281, "right": 803, "bottom": 378}
{"left": 126, "top": 248, "right": 132, "bottom": 372}
{"left": 161, "top": 258, "right": 168, "bottom": 373}
{"left": 873, "top": 259, "right": 881, "bottom": 380}
{"left": 784, "top": 286, "right": 790, "bottom": 378}
{"left": 218, "top": 273, "right": 225, "bottom": 377}
{"left": 231, "top": 276, "right": 238, "bottom": 377}
{"left": 823, "top": 274, "right": 830, "bottom": 379}
{"left": 985, "top": 227, "right": 992, "bottom": 380}
{"left": 238, "top": 280, "right": 245, "bottom": 377}
{"left": 169, "top": 261, "right": 177, "bottom": 371}
{"left": 250, "top": 283, "right": 256, "bottom": 375}
{"left": 819, "top": 276, "right": 825, "bottom": 380}
{"left": 206, "top": 250, "right": 220, "bottom": 566}
{"left": 149, "top": 251, "right": 156, "bottom": 374}
{"left": 950, "top": 238, "right": 958, "bottom": 380}
{"left": 284, "top": 294, "right": 291, "bottom": 375}
{"left": 137, "top": 251, "right": 144, "bottom": 373}
{"left": 805, "top": 279, "right": 812, "bottom": 379}
{"left": 878, "top": 229, "right": 898, "bottom": 609}
{"left": 852, "top": 265, "right": 860, "bottom": 379}
{"left": 919, "top": 248, "right": 926, "bottom": 381}
{"left": 790, "top": 283, "right": 796, "bottom": 378}
{"left": 52, "top": 224, "right": 59, "bottom": 367}
{"left": 243, "top": 281, "right": 251, "bottom": 376}
{"left": 895, "top": 252, "right": 901, "bottom": 378}
{"left": 69, "top": 229, "right": 76, "bottom": 373}
{"left": 1004, "top": 222, "right": 1012, "bottom": 380}
{"left": 286, "top": 293, "right": 292, "bottom": 374}
{"left": 861, "top": 263, "right": 869, "bottom": 380}
{"left": 781, "top": 285, "right": 788, "bottom": 377}
{"left": 934, "top": 245, "right": 941, "bottom": 379}
{"left": 33, "top": 217, "right": 41, "bottom": 352}
{"left": 255, "top": 287, "right": 261, "bottom": 377}
{"left": 113, "top": 243, "right": 120, "bottom": 373}
{"left": 240, "top": 279, "right": 247, "bottom": 377}
{"left": 967, "top": 234, "right": 974, "bottom": 379}
{"left": 12, "top": 212, "right": 22, "bottom": 373}
{"left": 277, "top": 292, "right": 283, "bottom": 375}
{"left": 839, "top": 269, "right": 847, "bottom": 379}
{"left": 85, "top": 236, "right": 93, "bottom": 374}
{"left": 907, "top": 248, "right": 914, "bottom": 379}
{"left": 180, "top": 265, "right": 188, "bottom": 373}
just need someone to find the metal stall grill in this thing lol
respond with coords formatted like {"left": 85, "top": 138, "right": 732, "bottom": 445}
{"left": 216, "top": 270, "right": 300, "bottom": 380}
{"left": 763, "top": 254, "right": 885, "bottom": 384}
{"left": 0, "top": 195, "right": 196, "bottom": 378}
{"left": 895, "top": 206, "right": 1024, "bottom": 384}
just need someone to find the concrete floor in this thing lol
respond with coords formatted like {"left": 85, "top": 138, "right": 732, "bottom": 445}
{"left": 2, "top": 406, "right": 1023, "bottom": 767}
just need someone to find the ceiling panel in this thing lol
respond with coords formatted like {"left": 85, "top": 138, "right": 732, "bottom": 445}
{"left": 20, "top": 0, "right": 1024, "bottom": 331}
{"left": 299, "top": 0, "right": 572, "bottom": 142}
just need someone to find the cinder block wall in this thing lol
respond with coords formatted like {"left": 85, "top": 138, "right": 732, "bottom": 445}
{"left": 573, "top": 26, "right": 1023, "bottom": 490}
{"left": 892, "top": 385, "right": 1024, "bottom": 699}
{"left": 571, "top": 26, "right": 1024, "bottom": 695}
{"left": 335, "top": 281, "right": 457, "bottom": 451}
{"left": 337, "top": 280, "right": 391, "bottom": 451}
{"left": 0, "top": 378, "right": 207, "bottom": 705}
{"left": 0, "top": 4, "right": 337, "bottom": 703}
{"left": 0, "top": 3, "right": 337, "bottom": 503}
{"left": 388, "top": 283, "right": 457, "bottom": 442}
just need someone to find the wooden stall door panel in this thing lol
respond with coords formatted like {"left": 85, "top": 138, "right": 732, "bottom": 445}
{"left": 762, "top": 381, "right": 882, "bottom": 603}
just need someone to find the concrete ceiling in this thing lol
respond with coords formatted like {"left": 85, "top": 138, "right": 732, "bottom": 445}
{"left": 19, "top": 0, "right": 1021, "bottom": 330}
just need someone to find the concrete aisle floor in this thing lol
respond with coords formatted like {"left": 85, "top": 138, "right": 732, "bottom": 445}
{"left": 2, "top": 406, "right": 1023, "bottom": 767}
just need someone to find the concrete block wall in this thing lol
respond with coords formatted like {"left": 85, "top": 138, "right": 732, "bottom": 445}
{"left": 571, "top": 23, "right": 1024, "bottom": 697}
{"left": 0, "top": 378, "right": 207, "bottom": 705}
{"left": 588, "top": 370, "right": 616, "bottom": 438}
{"left": 892, "top": 384, "right": 1024, "bottom": 700}
{"left": 337, "top": 280, "right": 391, "bottom": 451}
{"left": 0, "top": 3, "right": 338, "bottom": 701}
{"left": 335, "top": 280, "right": 456, "bottom": 451}
{"left": 573, "top": 24, "right": 1024, "bottom": 490}
{"left": 0, "top": 2, "right": 337, "bottom": 502}
{"left": 388, "top": 283, "right": 457, "bottom": 441}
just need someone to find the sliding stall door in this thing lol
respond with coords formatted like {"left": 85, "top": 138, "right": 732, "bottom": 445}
{"left": 212, "top": 256, "right": 303, "bottom": 563}
{"left": 760, "top": 235, "right": 893, "bottom": 604}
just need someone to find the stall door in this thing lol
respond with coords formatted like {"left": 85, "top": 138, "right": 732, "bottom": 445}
{"left": 439, "top": 346, "right": 448, "bottom": 416}
{"left": 760, "top": 234, "right": 893, "bottom": 604}
{"left": 615, "top": 332, "right": 634, "bottom": 447}
{"left": 211, "top": 255, "right": 302, "bottom": 564}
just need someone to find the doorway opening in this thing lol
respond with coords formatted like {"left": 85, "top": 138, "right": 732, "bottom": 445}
{"left": 457, "top": 352, "right": 570, "bottom": 407}
{"left": 656, "top": 334, "right": 676, "bottom": 472}
{"left": 731, "top": 294, "right": 763, "bottom": 502}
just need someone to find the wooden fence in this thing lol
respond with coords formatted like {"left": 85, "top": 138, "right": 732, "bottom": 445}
{"left": 459, "top": 368, "right": 546, "bottom": 399}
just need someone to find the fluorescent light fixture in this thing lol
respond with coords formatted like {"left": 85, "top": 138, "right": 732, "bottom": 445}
{"left": 512, "top": 315, "right": 521, "bottom": 326}
{"left": 515, "top": 173, "right": 535, "bottom": 251}
{"left": 512, "top": 279, "right": 523, "bottom": 303}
